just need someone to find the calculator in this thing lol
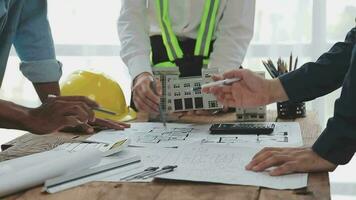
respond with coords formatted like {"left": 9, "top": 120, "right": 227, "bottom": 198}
{"left": 209, "top": 123, "right": 275, "bottom": 135}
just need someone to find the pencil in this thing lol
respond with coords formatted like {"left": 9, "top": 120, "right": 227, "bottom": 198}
{"left": 262, "top": 61, "right": 275, "bottom": 78}
{"left": 294, "top": 57, "right": 298, "bottom": 71}
{"left": 289, "top": 53, "right": 293, "bottom": 72}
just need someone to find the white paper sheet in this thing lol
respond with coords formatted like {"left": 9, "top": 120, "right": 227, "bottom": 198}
{"left": 99, "top": 147, "right": 177, "bottom": 183}
{"left": 54, "top": 137, "right": 129, "bottom": 157}
{"left": 0, "top": 148, "right": 101, "bottom": 197}
{"left": 156, "top": 143, "right": 308, "bottom": 190}
{"left": 90, "top": 122, "right": 303, "bottom": 148}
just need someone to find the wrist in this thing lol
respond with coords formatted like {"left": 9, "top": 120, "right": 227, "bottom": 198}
{"left": 20, "top": 107, "right": 37, "bottom": 132}
{"left": 133, "top": 72, "right": 153, "bottom": 86}
{"left": 268, "top": 79, "right": 289, "bottom": 103}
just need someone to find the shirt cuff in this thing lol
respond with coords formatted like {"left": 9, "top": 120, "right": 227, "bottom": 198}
{"left": 128, "top": 54, "right": 153, "bottom": 81}
{"left": 312, "top": 117, "right": 356, "bottom": 165}
{"left": 20, "top": 59, "right": 62, "bottom": 83}
{"left": 278, "top": 71, "right": 305, "bottom": 103}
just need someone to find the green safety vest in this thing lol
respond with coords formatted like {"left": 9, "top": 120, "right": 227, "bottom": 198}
{"left": 154, "top": 0, "right": 220, "bottom": 68}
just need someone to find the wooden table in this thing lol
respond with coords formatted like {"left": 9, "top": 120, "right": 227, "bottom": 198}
{"left": 0, "top": 111, "right": 330, "bottom": 200}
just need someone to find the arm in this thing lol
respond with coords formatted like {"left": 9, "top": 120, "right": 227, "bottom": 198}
{"left": 0, "top": 100, "right": 30, "bottom": 131}
{"left": 0, "top": 97, "right": 96, "bottom": 135}
{"left": 208, "top": 0, "right": 255, "bottom": 72}
{"left": 118, "top": 0, "right": 151, "bottom": 80}
{"left": 312, "top": 48, "right": 356, "bottom": 165}
{"left": 279, "top": 28, "right": 356, "bottom": 103}
{"left": 33, "top": 82, "right": 60, "bottom": 103}
{"left": 13, "top": 0, "right": 62, "bottom": 102}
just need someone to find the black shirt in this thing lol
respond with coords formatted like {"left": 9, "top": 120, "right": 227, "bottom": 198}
{"left": 279, "top": 27, "right": 356, "bottom": 165}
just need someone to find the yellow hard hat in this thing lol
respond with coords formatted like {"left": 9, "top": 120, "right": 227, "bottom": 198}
{"left": 60, "top": 70, "right": 136, "bottom": 122}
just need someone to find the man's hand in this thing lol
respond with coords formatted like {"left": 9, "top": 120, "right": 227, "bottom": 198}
{"left": 245, "top": 147, "right": 337, "bottom": 176}
{"left": 132, "top": 72, "right": 162, "bottom": 113}
{"left": 24, "top": 96, "right": 129, "bottom": 135}
{"left": 202, "top": 69, "right": 288, "bottom": 108}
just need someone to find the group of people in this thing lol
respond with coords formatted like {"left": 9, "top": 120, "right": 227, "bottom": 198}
{"left": 0, "top": 0, "right": 355, "bottom": 176}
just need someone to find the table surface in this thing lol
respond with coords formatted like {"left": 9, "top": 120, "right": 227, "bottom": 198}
{"left": 0, "top": 111, "right": 330, "bottom": 200}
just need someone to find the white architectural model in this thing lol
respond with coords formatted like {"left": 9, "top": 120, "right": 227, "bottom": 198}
{"left": 153, "top": 67, "right": 222, "bottom": 112}
{"left": 153, "top": 67, "right": 267, "bottom": 121}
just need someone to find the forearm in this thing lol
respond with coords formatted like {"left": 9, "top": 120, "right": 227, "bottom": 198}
{"left": 33, "top": 82, "right": 60, "bottom": 103}
{"left": 278, "top": 29, "right": 355, "bottom": 103}
{"left": 312, "top": 50, "right": 356, "bottom": 165}
{"left": 0, "top": 100, "right": 30, "bottom": 131}
{"left": 268, "top": 78, "right": 289, "bottom": 103}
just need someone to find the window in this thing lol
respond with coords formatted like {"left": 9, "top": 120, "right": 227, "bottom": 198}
{"left": 173, "top": 84, "right": 180, "bottom": 89}
{"left": 326, "top": 0, "right": 356, "bottom": 42}
{"left": 184, "top": 98, "right": 193, "bottom": 109}
{"left": 194, "top": 97, "right": 204, "bottom": 109}
{"left": 208, "top": 100, "right": 218, "bottom": 108}
{"left": 183, "top": 83, "right": 190, "bottom": 88}
{"left": 174, "top": 99, "right": 183, "bottom": 110}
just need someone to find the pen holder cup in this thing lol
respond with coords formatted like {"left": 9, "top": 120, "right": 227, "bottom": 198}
{"left": 277, "top": 101, "right": 306, "bottom": 119}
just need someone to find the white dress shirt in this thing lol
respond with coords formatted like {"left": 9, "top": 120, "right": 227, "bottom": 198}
{"left": 118, "top": 0, "right": 255, "bottom": 80}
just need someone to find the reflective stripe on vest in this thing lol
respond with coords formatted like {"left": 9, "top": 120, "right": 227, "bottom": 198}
{"left": 155, "top": 0, "right": 220, "bottom": 64}
{"left": 194, "top": 0, "right": 220, "bottom": 57}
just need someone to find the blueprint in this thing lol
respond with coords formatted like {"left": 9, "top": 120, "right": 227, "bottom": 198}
{"left": 96, "top": 122, "right": 303, "bottom": 148}
{"left": 157, "top": 143, "right": 308, "bottom": 190}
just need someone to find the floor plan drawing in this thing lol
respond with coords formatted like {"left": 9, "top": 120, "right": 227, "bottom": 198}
{"left": 137, "top": 127, "right": 195, "bottom": 144}
{"left": 91, "top": 122, "right": 303, "bottom": 148}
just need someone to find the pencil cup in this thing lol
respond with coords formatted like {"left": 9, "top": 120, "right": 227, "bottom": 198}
{"left": 277, "top": 101, "right": 306, "bottom": 119}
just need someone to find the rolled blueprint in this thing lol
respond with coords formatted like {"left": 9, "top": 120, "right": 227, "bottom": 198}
{"left": 0, "top": 148, "right": 102, "bottom": 197}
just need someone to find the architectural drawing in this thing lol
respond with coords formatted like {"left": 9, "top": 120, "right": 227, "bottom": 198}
{"left": 120, "top": 122, "right": 303, "bottom": 148}
{"left": 157, "top": 144, "right": 308, "bottom": 190}
{"left": 137, "top": 127, "right": 194, "bottom": 144}
{"left": 153, "top": 67, "right": 222, "bottom": 112}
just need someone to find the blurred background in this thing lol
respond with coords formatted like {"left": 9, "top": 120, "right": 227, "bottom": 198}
{"left": 0, "top": 1, "right": 355, "bottom": 199}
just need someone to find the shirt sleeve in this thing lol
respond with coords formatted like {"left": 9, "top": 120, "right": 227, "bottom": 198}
{"left": 13, "top": 0, "right": 62, "bottom": 83}
{"left": 208, "top": 0, "right": 255, "bottom": 73}
{"left": 279, "top": 28, "right": 356, "bottom": 103}
{"left": 312, "top": 48, "right": 356, "bottom": 165}
{"left": 118, "top": 0, "right": 152, "bottom": 80}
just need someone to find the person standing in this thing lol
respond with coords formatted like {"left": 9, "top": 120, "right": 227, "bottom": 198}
{"left": 118, "top": 0, "right": 255, "bottom": 113}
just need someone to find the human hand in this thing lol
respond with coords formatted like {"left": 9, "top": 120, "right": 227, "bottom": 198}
{"left": 132, "top": 72, "right": 162, "bottom": 113}
{"left": 245, "top": 147, "right": 337, "bottom": 176}
{"left": 202, "top": 69, "right": 288, "bottom": 108}
{"left": 62, "top": 118, "right": 131, "bottom": 133}
{"left": 25, "top": 96, "right": 100, "bottom": 135}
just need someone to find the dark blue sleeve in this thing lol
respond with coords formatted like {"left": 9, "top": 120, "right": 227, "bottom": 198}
{"left": 312, "top": 45, "right": 356, "bottom": 165}
{"left": 279, "top": 28, "right": 356, "bottom": 103}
